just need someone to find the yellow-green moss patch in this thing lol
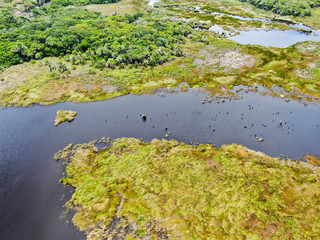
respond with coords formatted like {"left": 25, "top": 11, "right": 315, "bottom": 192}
{"left": 55, "top": 137, "right": 320, "bottom": 239}
{"left": 54, "top": 110, "right": 77, "bottom": 126}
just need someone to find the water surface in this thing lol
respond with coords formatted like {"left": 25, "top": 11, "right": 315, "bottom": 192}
{"left": 228, "top": 29, "right": 320, "bottom": 48}
{"left": 0, "top": 89, "right": 319, "bottom": 240}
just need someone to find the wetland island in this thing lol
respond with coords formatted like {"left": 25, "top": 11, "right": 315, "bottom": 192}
{"left": 0, "top": 0, "right": 320, "bottom": 239}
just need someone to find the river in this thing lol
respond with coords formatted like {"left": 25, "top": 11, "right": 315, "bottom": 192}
{"left": 0, "top": 88, "right": 319, "bottom": 239}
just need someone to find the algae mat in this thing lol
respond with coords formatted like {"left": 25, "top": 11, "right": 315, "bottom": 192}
{"left": 56, "top": 137, "right": 320, "bottom": 239}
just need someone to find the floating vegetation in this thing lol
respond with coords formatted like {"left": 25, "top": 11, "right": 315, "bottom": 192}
{"left": 140, "top": 113, "right": 147, "bottom": 121}
{"left": 55, "top": 137, "right": 320, "bottom": 239}
{"left": 54, "top": 110, "right": 77, "bottom": 126}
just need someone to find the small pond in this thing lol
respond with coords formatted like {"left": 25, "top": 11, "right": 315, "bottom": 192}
{"left": 228, "top": 29, "right": 320, "bottom": 48}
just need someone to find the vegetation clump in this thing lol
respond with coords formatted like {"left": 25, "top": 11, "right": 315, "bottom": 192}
{"left": 0, "top": 10, "right": 28, "bottom": 29}
{"left": 55, "top": 137, "right": 320, "bottom": 239}
{"left": 54, "top": 109, "right": 77, "bottom": 126}
{"left": 51, "top": 0, "right": 120, "bottom": 7}
{"left": 239, "top": 0, "right": 319, "bottom": 16}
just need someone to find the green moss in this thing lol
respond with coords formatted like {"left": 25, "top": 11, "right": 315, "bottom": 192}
{"left": 54, "top": 110, "right": 77, "bottom": 126}
{"left": 214, "top": 76, "right": 236, "bottom": 84}
{"left": 56, "top": 137, "right": 320, "bottom": 239}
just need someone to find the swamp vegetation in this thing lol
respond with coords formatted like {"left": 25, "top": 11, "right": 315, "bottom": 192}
{"left": 54, "top": 109, "right": 77, "bottom": 126}
{"left": 1, "top": 0, "right": 320, "bottom": 239}
{"left": 55, "top": 138, "right": 320, "bottom": 239}
{"left": 0, "top": 0, "right": 320, "bottom": 106}
{"left": 239, "top": 0, "right": 320, "bottom": 17}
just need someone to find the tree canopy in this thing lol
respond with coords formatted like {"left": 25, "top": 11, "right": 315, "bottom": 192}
{"left": 0, "top": 8, "right": 196, "bottom": 69}
{"left": 240, "top": 0, "right": 320, "bottom": 16}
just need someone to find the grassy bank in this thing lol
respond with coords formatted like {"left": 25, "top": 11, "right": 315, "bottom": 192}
{"left": 1, "top": 37, "right": 319, "bottom": 107}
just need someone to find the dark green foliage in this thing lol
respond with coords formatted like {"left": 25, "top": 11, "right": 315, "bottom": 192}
{"left": 0, "top": 42, "right": 24, "bottom": 70}
{"left": 0, "top": 10, "right": 28, "bottom": 29}
{"left": 0, "top": 8, "right": 193, "bottom": 69}
{"left": 239, "top": 0, "right": 320, "bottom": 16}
{"left": 50, "top": 0, "right": 120, "bottom": 7}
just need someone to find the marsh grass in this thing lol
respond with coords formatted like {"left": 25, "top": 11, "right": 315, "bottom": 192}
{"left": 295, "top": 7, "right": 320, "bottom": 29}
{"left": 54, "top": 109, "right": 77, "bottom": 126}
{"left": 1, "top": 37, "right": 320, "bottom": 107}
{"left": 74, "top": 0, "right": 141, "bottom": 16}
{"left": 1, "top": 39, "right": 320, "bottom": 106}
{"left": 55, "top": 138, "right": 320, "bottom": 239}
{"left": 162, "top": 0, "right": 320, "bottom": 29}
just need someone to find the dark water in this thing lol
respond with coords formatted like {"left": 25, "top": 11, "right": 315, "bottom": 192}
{"left": 0, "top": 88, "right": 320, "bottom": 240}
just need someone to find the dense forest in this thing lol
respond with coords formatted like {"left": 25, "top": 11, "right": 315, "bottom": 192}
{"left": 240, "top": 0, "right": 320, "bottom": 16}
{"left": 0, "top": 7, "right": 201, "bottom": 70}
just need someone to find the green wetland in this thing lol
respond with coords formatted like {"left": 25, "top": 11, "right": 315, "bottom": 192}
{"left": 0, "top": 0, "right": 320, "bottom": 239}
